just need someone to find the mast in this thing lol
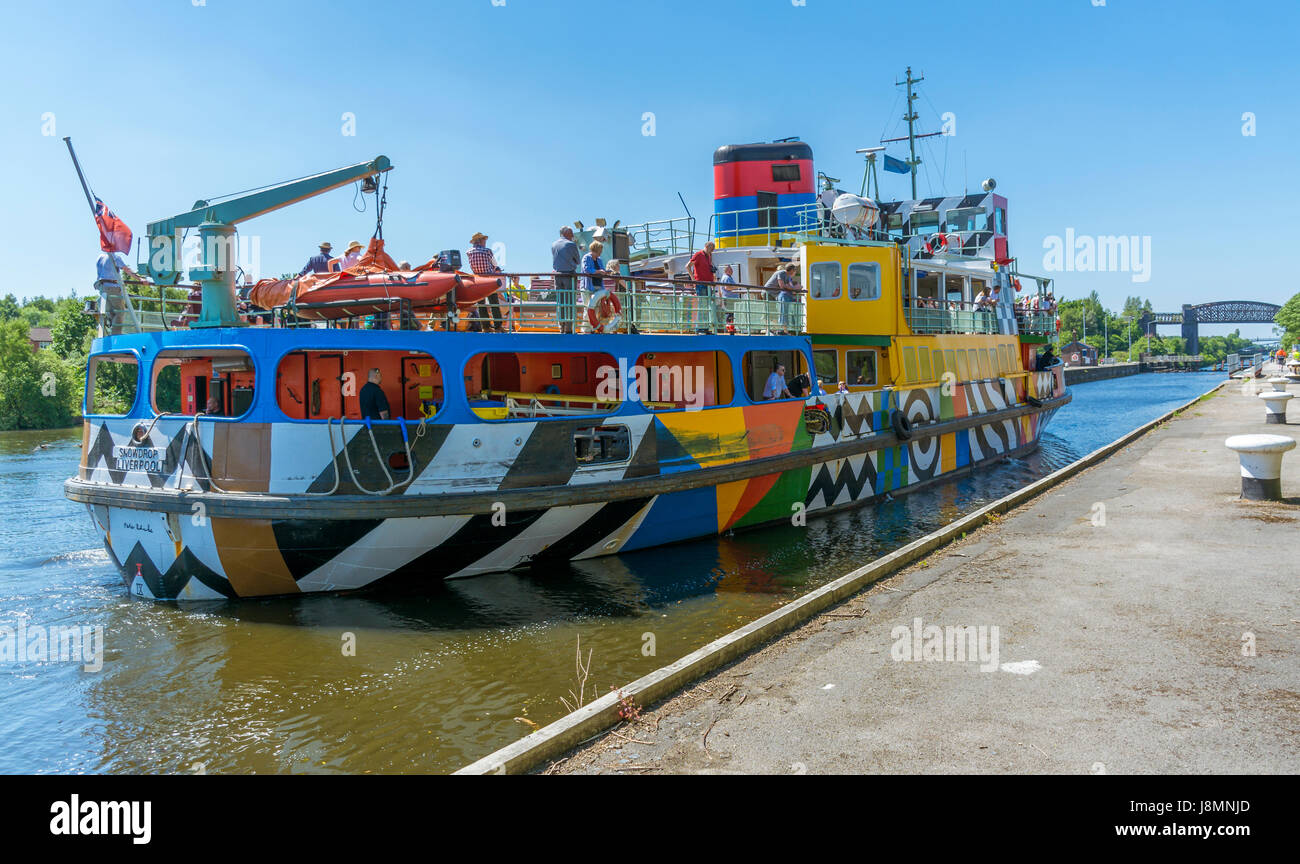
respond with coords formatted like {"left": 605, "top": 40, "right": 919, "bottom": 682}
{"left": 881, "top": 67, "right": 943, "bottom": 200}
{"left": 902, "top": 67, "right": 921, "bottom": 199}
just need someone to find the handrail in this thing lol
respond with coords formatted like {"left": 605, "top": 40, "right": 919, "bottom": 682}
{"left": 482, "top": 389, "right": 675, "bottom": 409}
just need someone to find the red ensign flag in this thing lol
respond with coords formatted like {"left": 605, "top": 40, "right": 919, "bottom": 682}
{"left": 94, "top": 196, "right": 132, "bottom": 254}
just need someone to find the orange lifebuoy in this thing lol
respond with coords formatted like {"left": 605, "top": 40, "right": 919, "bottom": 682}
{"left": 586, "top": 288, "right": 623, "bottom": 332}
{"left": 1055, "top": 316, "right": 1062, "bottom": 332}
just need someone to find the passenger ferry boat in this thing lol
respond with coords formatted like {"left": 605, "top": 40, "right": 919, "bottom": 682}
{"left": 66, "top": 126, "right": 1068, "bottom": 600}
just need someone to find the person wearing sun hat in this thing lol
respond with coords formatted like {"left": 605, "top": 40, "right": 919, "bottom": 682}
{"left": 299, "top": 241, "right": 333, "bottom": 276}
{"left": 339, "top": 239, "right": 364, "bottom": 270}
{"left": 465, "top": 231, "right": 505, "bottom": 332}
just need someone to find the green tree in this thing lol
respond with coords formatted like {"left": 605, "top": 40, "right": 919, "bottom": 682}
{"left": 50, "top": 297, "right": 96, "bottom": 359}
{"left": 1276, "top": 291, "right": 1300, "bottom": 349}
{"left": 0, "top": 294, "right": 18, "bottom": 321}
{"left": 0, "top": 318, "right": 82, "bottom": 430}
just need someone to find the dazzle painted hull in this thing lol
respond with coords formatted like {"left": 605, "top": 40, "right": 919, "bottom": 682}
{"left": 68, "top": 363, "right": 1066, "bottom": 600}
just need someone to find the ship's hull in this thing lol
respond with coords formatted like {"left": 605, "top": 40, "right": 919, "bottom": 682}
{"left": 66, "top": 371, "right": 1067, "bottom": 600}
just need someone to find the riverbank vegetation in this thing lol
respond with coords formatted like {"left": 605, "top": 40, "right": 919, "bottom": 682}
{"left": 0, "top": 292, "right": 102, "bottom": 430}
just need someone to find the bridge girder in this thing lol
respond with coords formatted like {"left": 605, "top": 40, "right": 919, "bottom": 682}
{"left": 1144, "top": 301, "right": 1280, "bottom": 356}
{"left": 1151, "top": 301, "right": 1281, "bottom": 325}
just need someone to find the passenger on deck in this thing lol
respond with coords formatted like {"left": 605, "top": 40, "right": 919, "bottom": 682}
{"left": 973, "top": 286, "right": 991, "bottom": 309}
{"left": 340, "top": 240, "right": 364, "bottom": 270}
{"left": 763, "top": 264, "right": 797, "bottom": 333}
{"left": 205, "top": 393, "right": 223, "bottom": 416}
{"left": 300, "top": 242, "right": 333, "bottom": 276}
{"left": 689, "top": 241, "right": 717, "bottom": 333}
{"left": 762, "top": 363, "right": 793, "bottom": 400}
{"left": 552, "top": 226, "right": 581, "bottom": 334}
{"left": 718, "top": 264, "right": 739, "bottom": 298}
{"left": 359, "top": 368, "right": 391, "bottom": 420}
{"left": 719, "top": 264, "right": 739, "bottom": 332}
{"left": 94, "top": 251, "right": 135, "bottom": 335}
{"left": 581, "top": 240, "right": 607, "bottom": 319}
{"left": 466, "top": 232, "right": 505, "bottom": 333}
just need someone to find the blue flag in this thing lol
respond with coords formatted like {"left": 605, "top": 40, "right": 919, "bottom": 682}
{"left": 883, "top": 154, "right": 910, "bottom": 175}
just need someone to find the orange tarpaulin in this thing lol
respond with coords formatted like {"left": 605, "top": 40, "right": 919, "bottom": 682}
{"left": 247, "top": 238, "right": 502, "bottom": 314}
{"left": 248, "top": 237, "right": 404, "bottom": 309}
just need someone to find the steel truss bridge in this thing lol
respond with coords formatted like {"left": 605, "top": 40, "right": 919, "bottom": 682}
{"left": 1147, "top": 301, "right": 1281, "bottom": 353}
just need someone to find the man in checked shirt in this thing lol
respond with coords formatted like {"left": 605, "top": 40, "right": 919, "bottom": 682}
{"left": 466, "top": 231, "right": 505, "bottom": 332}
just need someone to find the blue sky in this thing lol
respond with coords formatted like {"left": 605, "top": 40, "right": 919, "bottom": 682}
{"left": 2, "top": 0, "right": 1295, "bottom": 339}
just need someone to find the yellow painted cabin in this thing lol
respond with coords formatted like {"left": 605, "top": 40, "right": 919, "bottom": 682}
{"left": 798, "top": 241, "right": 1029, "bottom": 394}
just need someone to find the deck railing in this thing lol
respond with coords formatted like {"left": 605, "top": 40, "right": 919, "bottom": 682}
{"left": 94, "top": 278, "right": 199, "bottom": 334}
{"left": 464, "top": 273, "right": 804, "bottom": 335}
{"left": 1015, "top": 310, "right": 1057, "bottom": 336}
{"left": 905, "top": 304, "right": 998, "bottom": 335}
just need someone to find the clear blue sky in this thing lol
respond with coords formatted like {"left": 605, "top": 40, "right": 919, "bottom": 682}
{"left": 2, "top": 0, "right": 1295, "bottom": 340}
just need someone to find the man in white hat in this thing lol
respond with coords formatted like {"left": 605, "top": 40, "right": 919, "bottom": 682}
{"left": 300, "top": 242, "right": 333, "bottom": 276}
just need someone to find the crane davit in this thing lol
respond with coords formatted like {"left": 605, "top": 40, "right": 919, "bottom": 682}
{"left": 143, "top": 155, "right": 393, "bottom": 327}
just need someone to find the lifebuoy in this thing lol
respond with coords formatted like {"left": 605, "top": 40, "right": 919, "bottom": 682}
{"left": 586, "top": 288, "right": 623, "bottom": 333}
{"left": 924, "top": 233, "right": 950, "bottom": 255}
{"left": 890, "top": 409, "right": 913, "bottom": 440}
{"left": 1055, "top": 317, "right": 1061, "bottom": 332}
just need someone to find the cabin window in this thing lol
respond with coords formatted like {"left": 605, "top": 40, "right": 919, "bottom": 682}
{"left": 918, "top": 347, "right": 934, "bottom": 382}
{"left": 967, "top": 349, "right": 981, "bottom": 379}
{"left": 945, "top": 207, "right": 987, "bottom": 233}
{"left": 944, "top": 349, "right": 957, "bottom": 379}
{"left": 887, "top": 212, "right": 906, "bottom": 239}
{"left": 848, "top": 263, "right": 880, "bottom": 301}
{"left": 809, "top": 262, "right": 842, "bottom": 299}
{"left": 771, "top": 164, "right": 801, "bottom": 182}
{"left": 979, "top": 350, "right": 992, "bottom": 379}
{"left": 845, "top": 350, "right": 877, "bottom": 387}
{"left": 933, "top": 349, "right": 947, "bottom": 383}
{"left": 945, "top": 274, "right": 965, "bottom": 306}
{"left": 813, "top": 349, "right": 838, "bottom": 386}
{"left": 633, "top": 351, "right": 733, "bottom": 411}
{"left": 86, "top": 353, "right": 139, "bottom": 416}
{"left": 911, "top": 211, "right": 939, "bottom": 236}
{"left": 152, "top": 349, "right": 255, "bottom": 418}
{"left": 994, "top": 208, "right": 1006, "bottom": 235}
{"left": 971, "top": 279, "right": 989, "bottom": 303}
{"left": 467, "top": 351, "right": 620, "bottom": 420}
{"left": 743, "top": 350, "right": 811, "bottom": 401}
{"left": 915, "top": 271, "right": 941, "bottom": 306}
{"left": 275, "top": 349, "right": 440, "bottom": 421}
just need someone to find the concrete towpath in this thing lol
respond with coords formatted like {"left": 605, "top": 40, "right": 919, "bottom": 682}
{"left": 545, "top": 380, "right": 1300, "bottom": 774}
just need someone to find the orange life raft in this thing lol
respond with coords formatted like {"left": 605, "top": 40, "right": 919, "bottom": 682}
{"left": 248, "top": 237, "right": 502, "bottom": 316}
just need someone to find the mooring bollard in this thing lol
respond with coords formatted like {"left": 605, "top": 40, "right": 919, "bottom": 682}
{"left": 1267, "top": 377, "right": 1290, "bottom": 393}
{"left": 1258, "top": 391, "right": 1294, "bottom": 424}
{"left": 1225, "top": 434, "right": 1296, "bottom": 501}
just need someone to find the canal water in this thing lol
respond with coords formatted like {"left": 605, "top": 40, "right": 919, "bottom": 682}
{"left": 0, "top": 371, "right": 1222, "bottom": 774}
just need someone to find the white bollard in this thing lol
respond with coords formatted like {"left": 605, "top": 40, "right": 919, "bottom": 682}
{"left": 1225, "top": 434, "right": 1296, "bottom": 501}
{"left": 1259, "top": 391, "right": 1294, "bottom": 424}
{"left": 1267, "top": 377, "right": 1290, "bottom": 393}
